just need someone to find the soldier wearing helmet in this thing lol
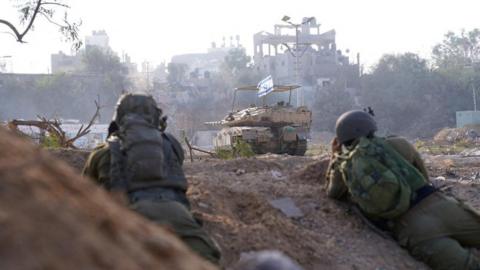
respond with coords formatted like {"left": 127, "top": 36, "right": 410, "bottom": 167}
{"left": 83, "top": 93, "right": 221, "bottom": 264}
{"left": 326, "top": 110, "right": 480, "bottom": 270}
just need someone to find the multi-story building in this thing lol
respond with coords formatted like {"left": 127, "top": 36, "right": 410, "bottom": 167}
{"left": 85, "top": 30, "right": 110, "bottom": 50}
{"left": 51, "top": 30, "right": 112, "bottom": 74}
{"left": 171, "top": 37, "right": 242, "bottom": 79}
{"left": 253, "top": 17, "right": 360, "bottom": 106}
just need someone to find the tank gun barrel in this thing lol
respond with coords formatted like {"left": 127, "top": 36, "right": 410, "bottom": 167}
{"left": 204, "top": 121, "right": 226, "bottom": 127}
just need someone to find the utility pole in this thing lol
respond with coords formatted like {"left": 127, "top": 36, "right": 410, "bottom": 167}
{"left": 281, "top": 16, "right": 314, "bottom": 107}
{"left": 466, "top": 63, "right": 478, "bottom": 111}
{"left": 473, "top": 80, "right": 477, "bottom": 111}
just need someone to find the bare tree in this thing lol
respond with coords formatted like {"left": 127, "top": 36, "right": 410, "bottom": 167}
{"left": 0, "top": 0, "right": 82, "bottom": 49}
{"left": 8, "top": 101, "right": 101, "bottom": 148}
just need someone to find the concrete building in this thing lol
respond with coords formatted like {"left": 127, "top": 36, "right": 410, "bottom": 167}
{"left": 85, "top": 30, "right": 110, "bottom": 50}
{"left": 50, "top": 51, "right": 82, "bottom": 73}
{"left": 171, "top": 37, "right": 242, "bottom": 78}
{"left": 51, "top": 30, "right": 113, "bottom": 74}
{"left": 253, "top": 17, "right": 360, "bottom": 106}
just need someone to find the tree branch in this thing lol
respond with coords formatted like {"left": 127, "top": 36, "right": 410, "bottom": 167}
{"left": 18, "top": 0, "right": 43, "bottom": 41}
{"left": 0, "top": 19, "right": 23, "bottom": 42}
{"left": 65, "top": 100, "right": 102, "bottom": 147}
{"left": 38, "top": 12, "right": 63, "bottom": 28}
{"left": 41, "top": 2, "right": 70, "bottom": 8}
{"left": 0, "top": 0, "right": 77, "bottom": 45}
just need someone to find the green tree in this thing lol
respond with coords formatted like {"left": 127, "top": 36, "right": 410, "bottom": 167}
{"left": 313, "top": 81, "right": 356, "bottom": 131}
{"left": 80, "top": 47, "right": 130, "bottom": 116}
{"left": 224, "top": 48, "right": 251, "bottom": 72}
{"left": 360, "top": 53, "right": 438, "bottom": 137}
{"left": 432, "top": 29, "right": 480, "bottom": 69}
{"left": 0, "top": 0, "right": 81, "bottom": 49}
{"left": 81, "top": 47, "right": 130, "bottom": 88}
{"left": 432, "top": 29, "right": 480, "bottom": 117}
{"left": 221, "top": 47, "right": 262, "bottom": 86}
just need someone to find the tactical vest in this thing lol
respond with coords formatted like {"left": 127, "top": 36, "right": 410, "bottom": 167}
{"left": 338, "top": 137, "right": 428, "bottom": 219}
{"left": 108, "top": 114, "right": 187, "bottom": 192}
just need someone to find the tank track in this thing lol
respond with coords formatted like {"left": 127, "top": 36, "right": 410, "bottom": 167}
{"left": 294, "top": 139, "right": 307, "bottom": 156}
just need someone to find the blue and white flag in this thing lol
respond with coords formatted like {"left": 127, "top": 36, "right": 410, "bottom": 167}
{"left": 257, "top": 75, "right": 274, "bottom": 97}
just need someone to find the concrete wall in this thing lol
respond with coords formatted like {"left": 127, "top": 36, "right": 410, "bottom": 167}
{"left": 456, "top": 111, "right": 480, "bottom": 127}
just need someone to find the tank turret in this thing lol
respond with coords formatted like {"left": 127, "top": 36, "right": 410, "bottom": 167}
{"left": 206, "top": 85, "right": 311, "bottom": 156}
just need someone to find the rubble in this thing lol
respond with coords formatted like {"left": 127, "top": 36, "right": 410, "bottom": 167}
{"left": 433, "top": 126, "right": 480, "bottom": 144}
{"left": 461, "top": 148, "right": 480, "bottom": 157}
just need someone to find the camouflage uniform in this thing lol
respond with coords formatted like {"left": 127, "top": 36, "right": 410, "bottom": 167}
{"left": 83, "top": 94, "right": 220, "bottom": 264}
{"left": 326, "top": 136, "right": 480, "bottom": 270}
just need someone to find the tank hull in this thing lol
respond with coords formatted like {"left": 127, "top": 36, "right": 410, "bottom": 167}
{"left": 213, "top": 125, "right": 308, "bottom": 156}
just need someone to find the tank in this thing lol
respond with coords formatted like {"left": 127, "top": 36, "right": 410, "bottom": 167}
{"left": 206, "top": 85, "right": 312, "bottom": 156}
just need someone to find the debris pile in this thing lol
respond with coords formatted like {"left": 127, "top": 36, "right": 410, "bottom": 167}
{"left": 433, "top": 126, "right": 480, "bottom": 144}
{"left": 0, "top": 127, "right": 215, "bottom": 270}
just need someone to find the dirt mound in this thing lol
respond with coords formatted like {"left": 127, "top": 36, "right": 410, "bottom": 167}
{"left": 212, "top": 157, "right": 283, "bottom": 173}
{"left": 292, "top": 156, "right": 330, "bottom": 184}
{"left": 185, "top": 157, "right": 428, "bottom": 270}
{"left": 0, "top": 127, "right": 215, "bottom": 270}
{"left": 434, "top": 126, "right": 480, "bottom": 144}
{"left": 49, "top": 148, "right": 90, "bottom": 172}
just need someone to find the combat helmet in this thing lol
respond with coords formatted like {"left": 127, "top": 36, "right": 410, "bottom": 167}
{"left": 335, "top": 110, "right": 377, "bottom": 144}
{"left": 113, "top": 93, "right": 162, "bottom": 126}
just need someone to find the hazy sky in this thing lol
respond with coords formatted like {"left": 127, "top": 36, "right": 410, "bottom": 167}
{"left": 0, "top": 0, "right": 479, "bottom": 73}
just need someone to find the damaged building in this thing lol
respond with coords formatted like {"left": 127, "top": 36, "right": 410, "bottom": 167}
{"left": 253, "top": 17, "right": 360, "bottom": 106}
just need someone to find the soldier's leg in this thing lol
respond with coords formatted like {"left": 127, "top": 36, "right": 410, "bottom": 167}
{"left": 394, "top": 193, "right": 480, "bottom": 269}
{"left": 437, "top": 193, "right": 480, "bottom": 247}
{"left": 409, "top": 236, "right": 480, "bottom": 270}
{"left": 131, "top": 200, "right": 221, "bottom": 264}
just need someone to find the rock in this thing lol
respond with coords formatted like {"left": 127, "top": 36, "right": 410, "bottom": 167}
{"left": 235, "top": 169, "right": 246, "bottom": 175}
{"left": 234, "top": 250, "right": 304, "bottom": 270}
{"left": 199, "top": 202, "right": 210, "bottom": 209}
{"left": 270, "top": 170, "right": 284, "bottom": 180}
{"left": 268, "top": 197, "right": 304, "bottom": 218}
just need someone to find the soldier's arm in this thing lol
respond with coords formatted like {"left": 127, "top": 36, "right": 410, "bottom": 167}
{"left": 387, "top": 137, "right": 430, "bottom": 180}
{"left": 82, "top": 152, "right": 98, "bottom": 180}
{"left": 163, "top": 132, "right": 185, "bottom": 165}
{"left": 324, "top": 157, "right": 348, "bottom": 199}
{"left": 82, "top": 145, "right": 111, "bottom": 186}
{"left": 411, "top": 146, "right": 429, "bottom": 181}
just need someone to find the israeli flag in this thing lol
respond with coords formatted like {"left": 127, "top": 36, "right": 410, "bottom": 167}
{"left": 257, "top": 75, "right": 274, "bottom": 97}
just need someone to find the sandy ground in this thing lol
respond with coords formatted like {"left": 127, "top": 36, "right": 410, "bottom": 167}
{"left": 53, "top": 148, "right": 480, "bottom": 270}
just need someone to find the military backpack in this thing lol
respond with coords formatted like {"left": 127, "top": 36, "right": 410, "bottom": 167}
{"left": 338, "top": 137, "right": 427, "bottom": 219}
{"left": 108, "top": 113, "right": 165, "bottom": 191}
